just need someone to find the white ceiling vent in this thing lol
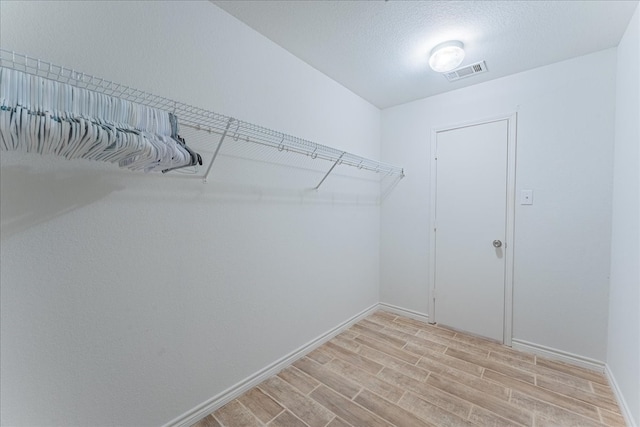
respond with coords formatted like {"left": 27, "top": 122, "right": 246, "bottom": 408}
{"left": 443, "top": 61, "right": 488, "bottom": 82}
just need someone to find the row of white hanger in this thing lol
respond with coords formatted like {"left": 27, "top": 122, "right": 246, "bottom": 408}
{"left": 0, "top": 67, "right": 194, "bottom": 172}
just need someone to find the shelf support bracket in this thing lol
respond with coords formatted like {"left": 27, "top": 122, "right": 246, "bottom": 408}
{"left": 315, "top": 152, "right": 345, "bottom": 190}
{"left": 203, "top": 117, "right": 234, "bottom": 183}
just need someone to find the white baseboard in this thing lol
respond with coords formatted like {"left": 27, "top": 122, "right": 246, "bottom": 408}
{"left": 164, "top": 303, "right": 379, "bottom": 427}
{"left": 377, "top": 302, "right": 430, "bottom": 324}
{"left": 511, "top": 339, "right": 605, "bottom": 373}
{"left": 605, "top": 364, "right": 638, "bottom": 427}
{"left": 165, "top": 302, "right": 634, "bottom": 427}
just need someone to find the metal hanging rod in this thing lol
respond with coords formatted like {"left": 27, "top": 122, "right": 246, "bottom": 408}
{"left": 0, "top": 49, "right": 405, "bottom": 187}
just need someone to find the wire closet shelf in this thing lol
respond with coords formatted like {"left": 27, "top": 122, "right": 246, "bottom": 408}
{"left": 0, "top": 49, "right": 405, "bottom": 187}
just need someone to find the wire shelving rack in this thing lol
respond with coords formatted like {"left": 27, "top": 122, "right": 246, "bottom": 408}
{"left": 0, "top": 49, "right": 405, "bottom": 188}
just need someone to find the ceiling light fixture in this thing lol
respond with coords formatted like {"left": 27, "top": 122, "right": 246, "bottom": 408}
{"left": 429, "top": 40, "right": 465, "bottom": 73}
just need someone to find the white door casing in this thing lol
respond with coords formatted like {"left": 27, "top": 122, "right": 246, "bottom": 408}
{"left": 428, "top": 114, "right": 516, "bottom": 345}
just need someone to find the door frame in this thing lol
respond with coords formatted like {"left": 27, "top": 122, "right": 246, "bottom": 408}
{"left": 428, "top": 113, "right": 517, "bottom": 346}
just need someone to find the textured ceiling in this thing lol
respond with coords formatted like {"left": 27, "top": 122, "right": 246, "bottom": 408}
{"left": 213, "top": 0, "right": 638, "bottom": 109}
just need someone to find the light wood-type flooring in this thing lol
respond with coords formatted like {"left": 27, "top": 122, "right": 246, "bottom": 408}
{"left": 193, "top": 311, "right": 626, "bottom": 427}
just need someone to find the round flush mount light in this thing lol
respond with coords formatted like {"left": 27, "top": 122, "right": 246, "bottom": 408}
{"left": 429, "top": 40, "right": 465, "bottom": 73}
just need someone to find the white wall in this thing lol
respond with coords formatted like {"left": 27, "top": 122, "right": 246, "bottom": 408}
{"left": 0, "top": 2, "right": 381, "bottom": 426}
{"left": 608, "top": 4, "right": 640, "bottom": 425}
{"left": 381, "top": 50, "right": 616, "bottom": 361}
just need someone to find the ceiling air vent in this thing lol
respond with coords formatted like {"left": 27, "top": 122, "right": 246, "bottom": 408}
{"left": 444, "top": 61, "right": 488, "bottom": 82}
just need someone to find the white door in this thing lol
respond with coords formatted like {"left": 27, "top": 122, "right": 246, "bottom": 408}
{"left": 432, "top": 119, "right": 512, "bottom": 343}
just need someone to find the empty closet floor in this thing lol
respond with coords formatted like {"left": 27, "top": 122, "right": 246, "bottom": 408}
{"left": 192, "top": 311, "right": 625, "bottom": 427}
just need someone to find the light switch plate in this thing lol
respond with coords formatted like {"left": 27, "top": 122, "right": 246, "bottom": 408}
{"left": 520, "top": 189, "right": 533, "bottom": 205}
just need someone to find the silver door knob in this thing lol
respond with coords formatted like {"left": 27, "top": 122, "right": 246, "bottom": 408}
{"left": 493, "top": 240, "right": 502, "bottom": 248}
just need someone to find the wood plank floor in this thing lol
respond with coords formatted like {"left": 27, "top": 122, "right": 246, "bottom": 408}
{"left": 192, "top": 311, "right": 626, "bottom": 427}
